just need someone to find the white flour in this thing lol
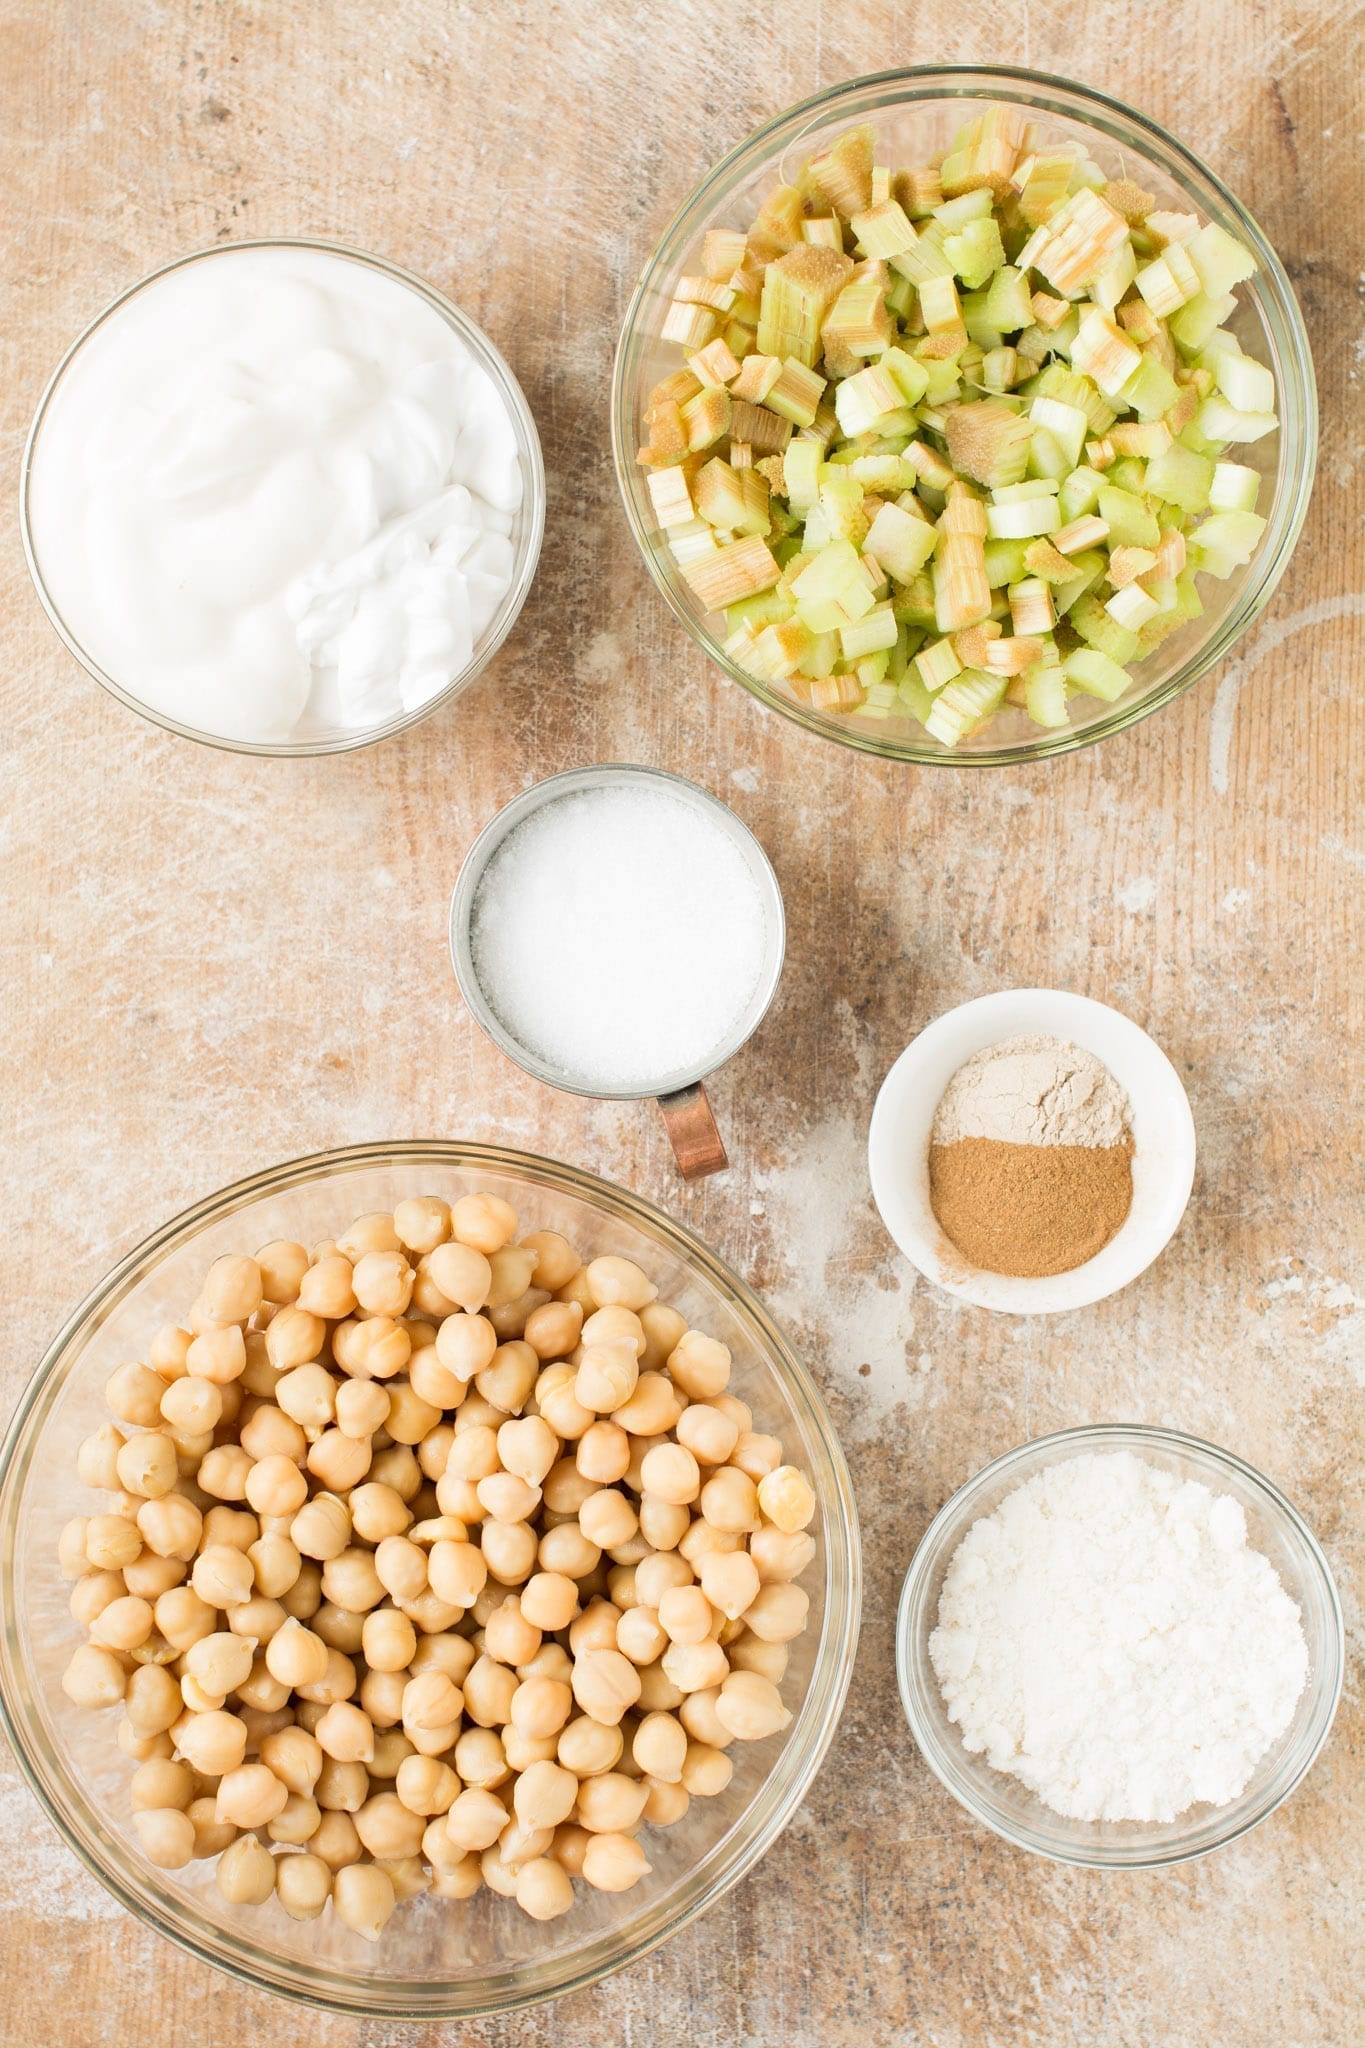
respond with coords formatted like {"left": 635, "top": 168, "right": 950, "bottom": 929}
{"left": 931, "top": 1034, "right": 1131, "bottom": 1148}
{"left": 929, "top": 1451, "right": 1309, "bottom": 1822}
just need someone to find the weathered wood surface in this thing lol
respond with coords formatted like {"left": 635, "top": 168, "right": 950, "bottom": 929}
{"left": 0, "top": 3, "right": 1360, "bottom": 2044}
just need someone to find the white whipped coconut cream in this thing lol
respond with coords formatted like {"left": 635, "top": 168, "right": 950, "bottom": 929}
{"left": 27, "top": 244, "right": 524, "bottom": 744}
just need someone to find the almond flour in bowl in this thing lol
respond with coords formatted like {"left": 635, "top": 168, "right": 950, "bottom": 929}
{"left": 928, "top": 1034, "right": 1133, "bottom": 1278}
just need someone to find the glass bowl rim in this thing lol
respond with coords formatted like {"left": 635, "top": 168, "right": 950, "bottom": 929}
{"left": 610, "top": 63, "right": 1318, "bottom": 768}
{"left": 19, "top": 238, "right": 547, "bottom": 759}
{"left": 894, "top": 1421, "right": 1344, "bottom": 1867}
{"left": 0, "top": 1139, "right": 861, "bottom": 2017}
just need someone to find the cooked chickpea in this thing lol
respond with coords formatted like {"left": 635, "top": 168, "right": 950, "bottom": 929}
{"left": 523, "top": 1299, "right": 582, "bottom": 1362}
{"left": 68, "top": 1572, "right": 123, "bottom": 1634}
{"left": 129, "top": 1756, "right": 194, "bottom": 1813}
{"left": 132, "top": 1806, "right": 196, "bottom": 1869}
{"left": 485, "top": 1245, "right": 537, "bottom": 1310}
{"left": 434, "top": 1311, "right": 499, "bottom": 1385}
{"left": 84, "top": 1514, "right": 142, "bottom": 1572}
{"left": 215, "top": 1761, "right": 289, "bottom": 1831}
{"left": 198, "top": 1444, "right": 253, "bottom": 1502}
{"left": 715, "top": 1668, "right": 791, "bottom": 1741}
{"left": 513, "top": 1855, "right": 573, "bottom": 1921}
{"left": 150, "top": 1323, "right": 194, "bottom": 1377}
{"left": 259, "top": 1725, "right": 322, "bottom": 1795}
{"left": 176, "top": 1709, "right": 248, "bottom": 1776}
{"left": 191, "top": 1544, "right": 254, "bottom": 1609}
{"left": 78, "top": 1424, "right": 126, "bottom": 1491}
{"left": 107, "top": 1362, "right": 167, "bottom": 1429}
{"left": 187, "top": 1631, "right": 255, "bottom": 1698}
{"left": 517, "top": 1570, "right": 578, "bottom": 1634}
{"left": 258, "top": 1617, "right": 325, "bottom": 1690}
{"left": 613, "top": 1606, "right": 665, "bottom": 1668}
{"left": 296, "top": 1256, "right": 356, "bottom": 1321}
{"left": 743, "top": 1582, "right": 809, "bottom": 1644}
{"left": 423, "top": 1241, "right": 491, "bottom": 1316}
{"left": 480, "top": 1518, "right": 539, "bottom": 1587}
{"left": 422, "top": 1538, "right": 483, "bottom": 1612}
{"left": 698, "top": 1548, "right": 761, "bottom": 1620}
{"left": 538, "top": 1522, "right": 600, "bottom": 1580}
{"left": 374, "top": 1534, "right": 427, "bottom": 1603}
{"left": 638, "top": 1497, "right": 690, "bottom": 1552}
{"left": 459, "top": 1655, "right": 515, "bottom": 1729}
{"left": 578, "top": 1489, "right": 638, "bottom": 1551}
{"left": 268, "top": 1791, "right": 322, "bottom": 1845}
{"left": 447, "top": 1193, "right": 515, "bottom": 1256}
{"left": 575, "top": 1419, "right": 630, "bottom": 1485}
{"left": 332, "top": 1379, "right": 388, "bottom": 1441}
{"left": 213, "top": 1832, "right": 275, "bottom": 1904}
{"left": 555, "top": 1715, "right": 622, "bottom": 1777}
{"left": 657, "top": 1584, "right": 713, "bottom": 1647}
{"left": 661, "top": 1638, "right": 729, "bottom": 1694}
{"left": 643, "top": 1774, "right": 690, "bottom": 1826}
{"left": 502, "top": 1674, "right": 568, "bottom": 1742}
{"left": 393, "top": 1754, "right": 458, "bottom": 1817}
{"left": 354, "top": 1791, "right": 425, "bottom": 1862}
{"left": 391, "top": 1196, "right": 449, "bottom": 1255}
{"left": 274, "top": 1850, "right": 331, "bottom": 1920}
{"left": 186, "top": 1325, "right": 247, "bottom": 1385}
{"left": 639, "top": 1442, "right": 701, "bottom": 1506}
{"left": 535, "top": 1366, "right": 593, "bottom": 1442}
{"left": 159, "top": 1375, "right": 223, "bottom": 1435}
{"left": 315, "top": 1700, "right": 375, "bottom": 1763}
{"left": 315, "top": 1757, "right": 369, "bottom": 1813}
{"left": 253, "top": 1238, "right": 308, "bottom": 1304}
{"left": 331, "top": 1861, "right": 396, "bottom": 1941}
{"left": 728, "top": 1633, "right": 789, "bottom": 1683}
{"left": 699, "top": 1466, "right": 761, "bottom": 1533}
{"left": 582, "top": 1831, "right": 650, "bottom": 1893}
{"left": 583, "top": 1256, "right": 655, "bottom": 1313}
{"left": 361, "top": 1607, "right": 418, "bottom": 1673}
{"left": 274, "top": 1359, "right": 335, "bottom": 1430}
{"left": 306, "top": 1428, "right": 371, "bottom": 1493}
{"left": 613, "top": 1371, "right": 683, "bottom": 1437}
{"left": 402, "top": 1668, "right": 464, "bottom": 1731}
{"left": 677, "top": 1402, "right": 741, "bottom": 1467}
{"left": 632, "top": 1711, "right": 688, "bottom": 1784}
{"left": 575, "top": 1344, "right": 639, "bottom": 1415}
{"left": 569, "top": 1649, "right": 640, "bottom": 1728}
{"left": 681, "top": 1740, "right": 735, "bottom": 1796}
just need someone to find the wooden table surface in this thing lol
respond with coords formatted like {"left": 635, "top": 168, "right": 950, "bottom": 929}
{"left": 1, "top": 3, "right": 1360, "bottom": 2044}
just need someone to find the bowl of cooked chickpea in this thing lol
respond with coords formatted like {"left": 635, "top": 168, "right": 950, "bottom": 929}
{"left": 0, "top": 1141, "right": 860, "bottom": 2017}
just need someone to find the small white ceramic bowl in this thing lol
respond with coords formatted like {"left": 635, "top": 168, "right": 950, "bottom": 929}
{"left": 868, "top": 990, "right": 1195, "bottom": 1314}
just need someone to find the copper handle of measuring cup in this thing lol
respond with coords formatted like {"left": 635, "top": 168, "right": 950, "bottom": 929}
{"left": 656, "top": 1082, "right": 729, "bottom": 1180}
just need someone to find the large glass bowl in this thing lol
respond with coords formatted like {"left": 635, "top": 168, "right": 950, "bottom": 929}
{"left": 896, "top": 1425, "right": 1342, "bottom": 1866}
{"left": 611, "top": 67, "right": 1316, "bottom": 764}
{"left": 20, "top": 240, "right": 546, "bottom": 757}
{"left": 0, "top": 1143, "right": 860, "bottom": 2016}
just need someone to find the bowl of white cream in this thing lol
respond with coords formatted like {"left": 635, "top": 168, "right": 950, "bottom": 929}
{"left": 21, "top": 240, "right": 544, "bottom": 753}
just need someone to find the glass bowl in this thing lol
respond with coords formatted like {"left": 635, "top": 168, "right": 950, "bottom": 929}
{"left": 896, "top": 1425, "right": 1343, "bottom": 1866}
{"left": 20, "top": 240, "right": 546, "bottom": 757}
{"left": 611, "top": 66, "right": 1317, "bottom": 765}
{"left": 0, "top": 1142, "right": 860, "bottom": 2016}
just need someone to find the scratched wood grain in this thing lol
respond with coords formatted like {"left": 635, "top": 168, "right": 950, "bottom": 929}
{"left": 0, "top": 3, "right": 1360, "bottom": 2045}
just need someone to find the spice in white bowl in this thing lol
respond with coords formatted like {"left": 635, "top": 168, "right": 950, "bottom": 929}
{"left": 469, "top": 782, "right": 771, "bottom": 1095}
{"left": 928, "top": 1034, "right": 1133, "bottom": 1276}
{"left": 929, "top": 1451, "right": 1309, "bottom": 1823}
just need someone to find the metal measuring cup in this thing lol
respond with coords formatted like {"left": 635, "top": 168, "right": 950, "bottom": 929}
{"left": 448, "top": 764, "right": 786, "bottom": 1179}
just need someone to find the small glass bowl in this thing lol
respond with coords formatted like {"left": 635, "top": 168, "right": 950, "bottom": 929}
{"left": 21, "top": 239, "right": 546, "bottom": 757}
{"left": 611, "top": 67, "right": 1317, "bottom": 765}
{"left": 0, "top": 1142, "right": 860, "bottom": 2017}
{"left": 896, "top": 1425, "right": 1343, "bottom": 1867}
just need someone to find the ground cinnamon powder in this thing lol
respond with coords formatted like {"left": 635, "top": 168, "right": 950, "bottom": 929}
{"left": 929, "top": 1135, "right": 1134, "bottom": 1278}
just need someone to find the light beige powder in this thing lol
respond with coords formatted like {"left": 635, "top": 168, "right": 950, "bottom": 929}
{"left": 931, "top": 1033, "right": 1131, "bottom": 1149}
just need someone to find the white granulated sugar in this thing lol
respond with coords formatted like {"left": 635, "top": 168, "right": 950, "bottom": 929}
{"left": 931, "top": 1034, "right": 1131, "bottom": 1148}
{"left": 929, "top": 1452, "right": 1309, "bottom": 1823}
{"left": 470, "top": 786, "right": 768, "bottom": 1095}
